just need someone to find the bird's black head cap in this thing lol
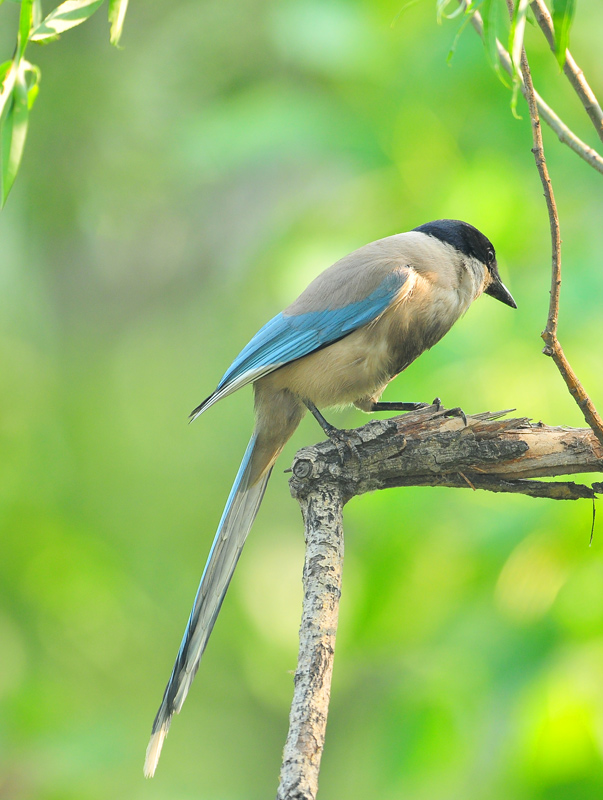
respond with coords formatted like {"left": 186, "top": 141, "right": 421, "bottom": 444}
{"left": 413, "top": 219, "right": 495, "bottom": 270}
{"left": 414, "top": 218, "right": 517, "bottom": 308}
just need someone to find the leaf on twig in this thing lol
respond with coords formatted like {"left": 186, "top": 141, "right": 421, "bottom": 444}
{"left": 1, "top": 64, "right": 30, "bottom": 206}
{"left": 24, "top": 62, "right": 41, "bottom": 109}
{"left": 508, "top": 0, "right": 529, "bottom": 117}
{"left": 0, "top": 61, "right": 40, "bottom": 206}
{"left": 30, "top": 0, "right": 104, "bottom": 43}
{"left": 18, "top": 0, "right": 34, "bottom": 57}
{"left": 108, "top": 0, "right": 128, "bottom": 46}
{"left": 480, "top": 0, "right": 511, "bottom": 86}
{"left": 551, "top": 0, "right": 576, "bottom": 69}
{"left": 436, "top": 0, "right": 466, "bottom": 24}
{"left": 32, "top": 0, "right": 42, "bottom": 27}
{"left": 0, "top": 61, "right": 12, "bottom": 85}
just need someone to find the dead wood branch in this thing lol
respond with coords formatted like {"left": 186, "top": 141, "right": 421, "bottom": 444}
{"left": 277, "top": 407, "right": 603, "bottom": 799}
{"left": 276, "top": 482, "right": 344, "bottom": 800}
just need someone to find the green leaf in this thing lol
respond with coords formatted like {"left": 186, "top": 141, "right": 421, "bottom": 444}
{"left": 32, "top": 0, "right": 43, "bottom": 27}
{"left": 0, "top": 61, "right": 12, "bottom": 84}
{"left": 30, "top": 0, "right": 104, "bottom": 43}
{"left": 509, "top": 0, "right": 529, "bottom": 75}
{"left": 1, "top": 65, "right": 30, "bottom": 206}
{"left": 552, "top": 0, "right": 576, "bottom": 68}
{"left": 0, "top": 63, "right": 17, "bottom": 121}
{"left": 508, "top": 0, "right": 529, "bottom": 118}
{"left": 481, "top": 0, "right": 510, "bottom": 86}
{"left": 17, "top": 0, "right": 34, "bottom": 58}
{"left": 22, "top": 60, "right": 41, "bottom": 109}
{"left": 108, "top": 0, "right": 128, "bottom": 46}
{"left": 436, "top": 0, "right": 465, "bottom": 24}
{"left": 481, "top": 0, "right": 498, "bottom": 67}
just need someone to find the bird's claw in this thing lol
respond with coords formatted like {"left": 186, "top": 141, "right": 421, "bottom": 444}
{"left": 429, "top": 399, "right": 467, "bottom": 426}
{"left": 325, "top": 426, "right": 362, "bottom": 463}
{"left": 436, "top": 406, "right": 467, "bottom": 426}
{"left": 446, "top": 406, "right": 468, "bottom": 426}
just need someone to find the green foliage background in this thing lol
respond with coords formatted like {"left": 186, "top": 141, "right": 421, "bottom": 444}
{"left": 1, "top": 1, "right": 602, "bottom": 798}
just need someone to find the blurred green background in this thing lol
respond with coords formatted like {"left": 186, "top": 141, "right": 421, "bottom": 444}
{"left": 1, "top": 1, "right": 603, "bottom": 798}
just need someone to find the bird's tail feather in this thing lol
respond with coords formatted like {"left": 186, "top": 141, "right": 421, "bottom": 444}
{"left": 144, "top": 433, "right": 271, "bottom": 778}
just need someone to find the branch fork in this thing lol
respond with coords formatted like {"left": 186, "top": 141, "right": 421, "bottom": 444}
{"left": 276, "top": 407, "right": 603, "bottom": 799}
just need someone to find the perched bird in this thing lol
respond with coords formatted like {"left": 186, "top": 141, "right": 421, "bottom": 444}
{"left": 144, "top": 219, "right": 516, "bottom": 776}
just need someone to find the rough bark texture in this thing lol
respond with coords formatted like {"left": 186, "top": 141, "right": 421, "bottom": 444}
{"left": 290, "top": 408, "right": 603, "bottom": 502}
{"left": 276, "top": 482, "right": 344, "bottom": 800}
{"left": 277, "top": 407, "right": 603, "bottom": 799}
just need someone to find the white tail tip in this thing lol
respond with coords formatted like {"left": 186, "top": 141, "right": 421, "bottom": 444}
{"left": 144, "top": 726, "right": 168, "bottom": 778}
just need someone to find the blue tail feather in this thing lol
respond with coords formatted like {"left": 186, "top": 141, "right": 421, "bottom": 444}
{"left": 144, "top": 433, "right": 271, "bottom": 776}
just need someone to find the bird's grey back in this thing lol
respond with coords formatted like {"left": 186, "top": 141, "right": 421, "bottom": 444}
{"left": 284, "top": 231, "right": 459, "bottom": 315}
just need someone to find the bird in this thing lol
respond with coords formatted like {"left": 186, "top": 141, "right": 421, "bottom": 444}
{"left": 144, "top": 218, "right": 516, "bottom": 776}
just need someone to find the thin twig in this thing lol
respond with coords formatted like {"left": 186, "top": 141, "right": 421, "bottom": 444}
{"left": 458, "top": 1, "right": 603, "bottom": 175}
{"left": 515, "top": 60, "right": 563, "bottom": 336}
{"left": 532, "top": 91, "right": 603, "bottom": 175}
{"left": 398, "top": 473, "right": 596, "bottom": 500}
{"left": 517, "top": 45, "right": 603, "bottom": 447}
{"left": 530, "top": 0, "right": 603, "bottom": 144}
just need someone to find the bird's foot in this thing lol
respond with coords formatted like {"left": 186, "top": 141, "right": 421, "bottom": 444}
{"left": 432, "top": 401, "right": 467, "bottom": 426}
{"left": 304, "top": 399, "right": 362, "bottom": 463}
{"left": 448, "top": 407, "right": 468, "bottom": 426}
{"left": 323, "top": 425, "right": 363, "bottom": 463}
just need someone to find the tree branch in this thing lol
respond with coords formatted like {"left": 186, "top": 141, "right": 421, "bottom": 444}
{"left": 530, "top": 0, "right": 603, "bottom": 144}
{"left": 276, "top": 482, "right": 344, "bottom": 800}
{"left": 278, "top": 407, "right": 603, "bottom": 798}
{"left": 517, "top": 45, "right": 603, "bottom": 447}
{"left": 458, "top": 1, "right": 603, "bottom": 175}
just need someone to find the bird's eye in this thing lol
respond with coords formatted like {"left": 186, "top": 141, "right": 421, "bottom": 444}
{"left": 487, "top": 249, "right": 495, "bottom": 264}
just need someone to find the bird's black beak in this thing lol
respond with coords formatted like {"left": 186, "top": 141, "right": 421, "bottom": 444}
{"left": 485, "top": 267, "right": 517, "bottom": 309}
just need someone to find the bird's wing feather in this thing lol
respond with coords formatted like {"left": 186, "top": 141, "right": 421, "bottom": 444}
{"left": 191, "top": 267, "right": 409, "bottom": 419}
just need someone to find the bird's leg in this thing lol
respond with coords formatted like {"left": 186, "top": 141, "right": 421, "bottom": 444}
{"left": 369, "top": 401, "right": 431, "bottom": 412}
{"left": 304, "top": 400, "right": 361, "bottom": 461}
{"left": 369, "top": 396, "right": 445, "bottom": 413}
{"left": 372, "top": 396, "right": 466, "bottom": 425}
{"left": 304, "top": 400, "right": 338, "bottom": 438}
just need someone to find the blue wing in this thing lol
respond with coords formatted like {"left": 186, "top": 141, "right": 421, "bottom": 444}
{"left": 191, "top": 269, "right": 407, "bottom": 419}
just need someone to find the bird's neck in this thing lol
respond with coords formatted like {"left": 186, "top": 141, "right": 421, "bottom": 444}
{"left": 457, "top": 255, "right": 487, "bottom": 309}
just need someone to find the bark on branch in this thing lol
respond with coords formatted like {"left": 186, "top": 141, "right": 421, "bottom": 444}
{"left": 276, "top": 407, "right": 603, "bottom": 800}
